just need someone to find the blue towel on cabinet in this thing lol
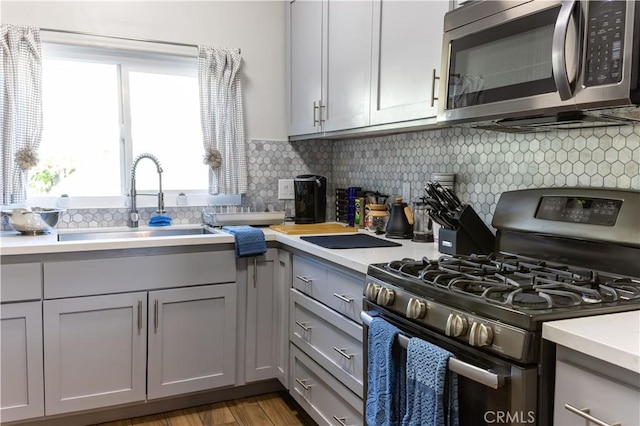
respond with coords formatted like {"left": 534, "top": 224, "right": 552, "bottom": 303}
{"left": 366, "top": 317, "right": 406, "bottom": 426}
{"left": 402, "top": 338, "right": 459, "bottom": 426}
{"left": 222, "top": 225, "right": 267, "bottom": 257}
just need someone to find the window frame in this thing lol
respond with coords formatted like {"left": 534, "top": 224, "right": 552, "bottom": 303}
{"left": 30, "top": 41, "right": 237, "bottom": 209}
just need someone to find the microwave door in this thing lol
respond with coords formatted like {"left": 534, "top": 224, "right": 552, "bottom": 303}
{"left": 438, "top": 0, "right": 581, "bottom": 124}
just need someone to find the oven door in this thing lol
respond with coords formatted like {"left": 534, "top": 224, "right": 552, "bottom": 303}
{"left": 438, "top": 0, "right": 581, "bottom": 125}
{"left": 361, "top": 302, "right": 540, "bottom": 426}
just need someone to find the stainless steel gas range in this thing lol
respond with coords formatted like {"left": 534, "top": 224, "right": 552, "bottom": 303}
{"left": 361, "top": 187, "right": 640, "bottom": 425}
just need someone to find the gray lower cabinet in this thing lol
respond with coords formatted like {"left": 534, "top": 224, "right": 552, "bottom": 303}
{"left": 41, "top": 250, "right": 237, "bottom": 416}
{"left": 289, "top": 254, "right": 364, "bottom": 425}
{"left": 147, "top": 284, "right": 237, "bottom": 399}
{"left": 1, "top": 301, "right": 45, "bottom": 422}
{"left": 244, "top": 249, "right": 291, "bottom": 388}
{"left": 553, "top": 346, "right": 640, "bottom": 426}
{"left": 43, "top": 292, "right": 148, "bottom": 415}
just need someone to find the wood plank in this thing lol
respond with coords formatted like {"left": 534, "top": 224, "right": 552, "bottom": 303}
{"left": 165, "top": 408, "right": 203, "bottom": 426}
{"left": 195, "top": 402, "right": 236, "bottom": 425}
{"left": 227, "top": 400, "right": 275, "bottom": 425}
{"left": 93, "top": 420, "right": 133, "bottom": 426}
{"left": 255, "top": 393, "right": 306, "bottom": 426}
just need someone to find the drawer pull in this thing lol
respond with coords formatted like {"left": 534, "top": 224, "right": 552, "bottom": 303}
{"left": 333, "top": 293, "right": 353, "bottom": 303}
{"left": 137, "top": 300, "right": 143, "bottom": 334}
{"left": 333, "top": 415, "right": 349, "bottom": 426}
{"left": 296, "top": 275, "right": 313, "bottom": 284}
{"left": 564, "top": 404, "right": 621, "bottom": 426}
{"left": 295, "top": 378, "right": 313, "bottom": 391}
{"left": 333, "top": 346, "right": 353, "bottom": 360}
{"left": 295, "top": 321, "right": 312, "bottom": 332}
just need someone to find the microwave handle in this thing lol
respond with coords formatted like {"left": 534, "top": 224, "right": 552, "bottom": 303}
{"left": 552, "top": 0, "right": 578, "bottom": 100}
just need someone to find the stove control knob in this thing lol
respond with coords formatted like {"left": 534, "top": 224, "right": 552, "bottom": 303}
{"left": 445, "top": 314, "right": 468, "bottom": 337}
{"left": 406, "top": 298, "right": 427, "bottom": 319}
{"left": 377, "top": 287, "right": 395, "bottom": 306}
{"left": 468, "top": 322, "right": 493, "bottom": 347}
{"left": 365, "top": 283, "right": 381, "bottom": 302}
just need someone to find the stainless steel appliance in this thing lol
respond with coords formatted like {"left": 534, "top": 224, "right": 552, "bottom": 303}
{"left": 294, "top": 175, "right": 327, "bottom": 224}
{"left": 362, "top": 187, "right": 640, "bottom": 425}
{"left": 438, "top": 0, "right": 640, "bottom": 131}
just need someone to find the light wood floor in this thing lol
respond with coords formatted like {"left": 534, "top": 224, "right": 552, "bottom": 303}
{"left": 94, "top": 393, "right": 314, "bottom": 426}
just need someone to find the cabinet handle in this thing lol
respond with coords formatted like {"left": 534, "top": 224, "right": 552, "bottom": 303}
{"left": 313, "top": 101, "right": 319, "bottom": 126}
{"left": 564, "top": 404, "right": 621, "bottom": 426}
{"left": 296, "top": 275, "right": 312, "bottom": 284}
{"left": 332, "top": 293, "right": 353, "bottom": 303}
{"left": 333, "top": 346, "right": 353, "bottom": 360}
{"left": 253, "top": 257, "right": 257, "bottom": 288}
{"left": 295, "top": 378, "right": 313, "bottom": 391}
{"left": 153, "top": 299, "right": 159, "bottom": 334}
{"left": 431, "top": 68, "right": 439, "bottom": 107}
{"left": 137, "top": 300, "right": 142, "bottom": 334}
{"left": 295, "top": 320, "right": 312, "bottom": 332}
{"left": 319, "top": 100, "right": 325, "bottom": 123}
{"left": 333, "top": 416, "right": 349, "bottom": 426}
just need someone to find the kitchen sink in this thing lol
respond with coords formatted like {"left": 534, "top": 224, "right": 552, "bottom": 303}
{"left": 57, "top": 226, "right": 220, "bottom": 242}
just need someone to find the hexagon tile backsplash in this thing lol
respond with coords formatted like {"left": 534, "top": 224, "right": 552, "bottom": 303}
{"left": 52, "top": 123, "right": 639, "bottom": 229}
{"left": 331, "top": 124, "right": 639, "bottom": 225}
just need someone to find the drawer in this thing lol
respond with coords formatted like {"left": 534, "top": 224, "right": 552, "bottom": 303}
{"left": 290, "top": 289, "right": 363, "bottom": 397}
{"left": 554, "top": 359, "right": 640, "bottom": 426}
{"left": 292, "top": 255, "right": 327, "bottom": 300}
{"left": 1, "top": 263, "right": 42, "bottom": 302}
{"left": 293, "top": 255, "right": 364, "bottom": 324}
{"left": 290, "top": 344, "right": 363, "bottom": 426}
{"left": 44, "top": 251, "right": 236, "bottom": 298}
{"left": 326, "top": 268, "right": 363, "bottom": 323}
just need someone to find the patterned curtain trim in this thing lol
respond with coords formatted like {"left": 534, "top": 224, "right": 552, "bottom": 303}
{"left": 1, "top": 24, "right": 43, "bottom": 205}
{"left": 198, "top": 46, "right": 247, "bottom": 195}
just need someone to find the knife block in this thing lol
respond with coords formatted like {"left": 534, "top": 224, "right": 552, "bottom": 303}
{"left": 437, "top": 205, "right": 495, "bottom": 255}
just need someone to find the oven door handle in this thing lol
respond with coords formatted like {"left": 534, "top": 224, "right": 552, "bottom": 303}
{"left": 361, "top": 311, "right": 506, "bottom": 390}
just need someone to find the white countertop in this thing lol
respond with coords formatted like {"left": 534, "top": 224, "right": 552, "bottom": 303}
{"left": 543, "top": 311, "right": 640, "bottom": 374}
{"left": 0, "top": 224, "right": 442, "bottom": 274}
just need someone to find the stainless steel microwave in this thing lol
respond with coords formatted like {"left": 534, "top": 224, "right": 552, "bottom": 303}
{"left": 437, "top": 0, "right": 640, "bottom": 131}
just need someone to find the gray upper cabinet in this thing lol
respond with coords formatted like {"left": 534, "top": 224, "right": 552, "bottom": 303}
{"left": 287, "top": 0, "right": 449, "bottom": 138}
{"left": 287, "top": 0, "right": 373, "bottom": 136}
{"left": 288, "top": 0, "right": 323, "bottom": 136}
{"left": 369, "top": 0, "right": 449, "bottom": 125}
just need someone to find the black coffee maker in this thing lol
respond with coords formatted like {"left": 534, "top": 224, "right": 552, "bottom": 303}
{"left": 294, "top": 175, "right": 327, "bottom": 224}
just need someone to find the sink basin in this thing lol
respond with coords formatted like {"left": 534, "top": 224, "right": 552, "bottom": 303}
{"left": 57, "top": 226, "right": 219, "bottom": 242}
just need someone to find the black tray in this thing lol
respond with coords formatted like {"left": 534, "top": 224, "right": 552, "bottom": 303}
{"left": 301, "top": 234, "right": 402, "bottom": 249}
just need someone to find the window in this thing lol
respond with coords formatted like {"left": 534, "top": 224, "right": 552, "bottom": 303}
{"left": 32, "top": 43, "right": 209, "bottom": 202}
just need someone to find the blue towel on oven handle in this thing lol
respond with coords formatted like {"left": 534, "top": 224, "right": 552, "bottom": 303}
{"left": 366, "top": 317, "right": 406, "bottom": 426}
{"left": 222, "top": 225, "right": 267, "bottom": 258}
{"left": 402, "top": 338, "right": 459, "bottom": 426}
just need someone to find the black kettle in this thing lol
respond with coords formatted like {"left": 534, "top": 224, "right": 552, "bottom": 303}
{"left": 385, "top": 197, "right": 414, "bottom": 239}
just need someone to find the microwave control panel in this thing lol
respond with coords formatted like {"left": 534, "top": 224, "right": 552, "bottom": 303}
{"left": 584, "top": 0, "right": 626, "bottom": 86}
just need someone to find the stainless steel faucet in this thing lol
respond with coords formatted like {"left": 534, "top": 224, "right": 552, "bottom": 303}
{"left": 128, "top": 153, "right": 165, "bottom": 228}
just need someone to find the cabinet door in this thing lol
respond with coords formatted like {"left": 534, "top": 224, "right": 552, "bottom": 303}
{"left": 1, "top": 301, "right": 44, "bottom": 422}
{"left": 43, "top": 292, "right": 147, "bottom": 415}
{"left": 275, "top": 250, "right": 292, "bottom": 388}
{"left": 370, "top": 0, "right": 449, "bottom": 125}
{"left": 147, "top": 284, "right": 237, "bottom": 399}
{"left": 288, "top": 0, "right": 324, "bottom": 135}
{"left": 322, "top": 0, "right": 373, "bottom": 132}
{"left": 245, "top": 249, "right": 278, "bottom": 383}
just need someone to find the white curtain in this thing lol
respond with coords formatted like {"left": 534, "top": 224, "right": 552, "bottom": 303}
{"left": 198, "top": 46, "right": 247, "bottom": 195}
{"left": 1, "top": 24, "right": 43, "bottom": 205}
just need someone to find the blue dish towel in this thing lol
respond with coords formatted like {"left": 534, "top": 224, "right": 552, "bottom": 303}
{"left": 402, "top": 338, "right": 459, "bottom": 426}
{"left": 222, "top": 225, "right": 267, "bottom": 257}
{"left": 366, "top": 317, "right": 406, "bottom": 426}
